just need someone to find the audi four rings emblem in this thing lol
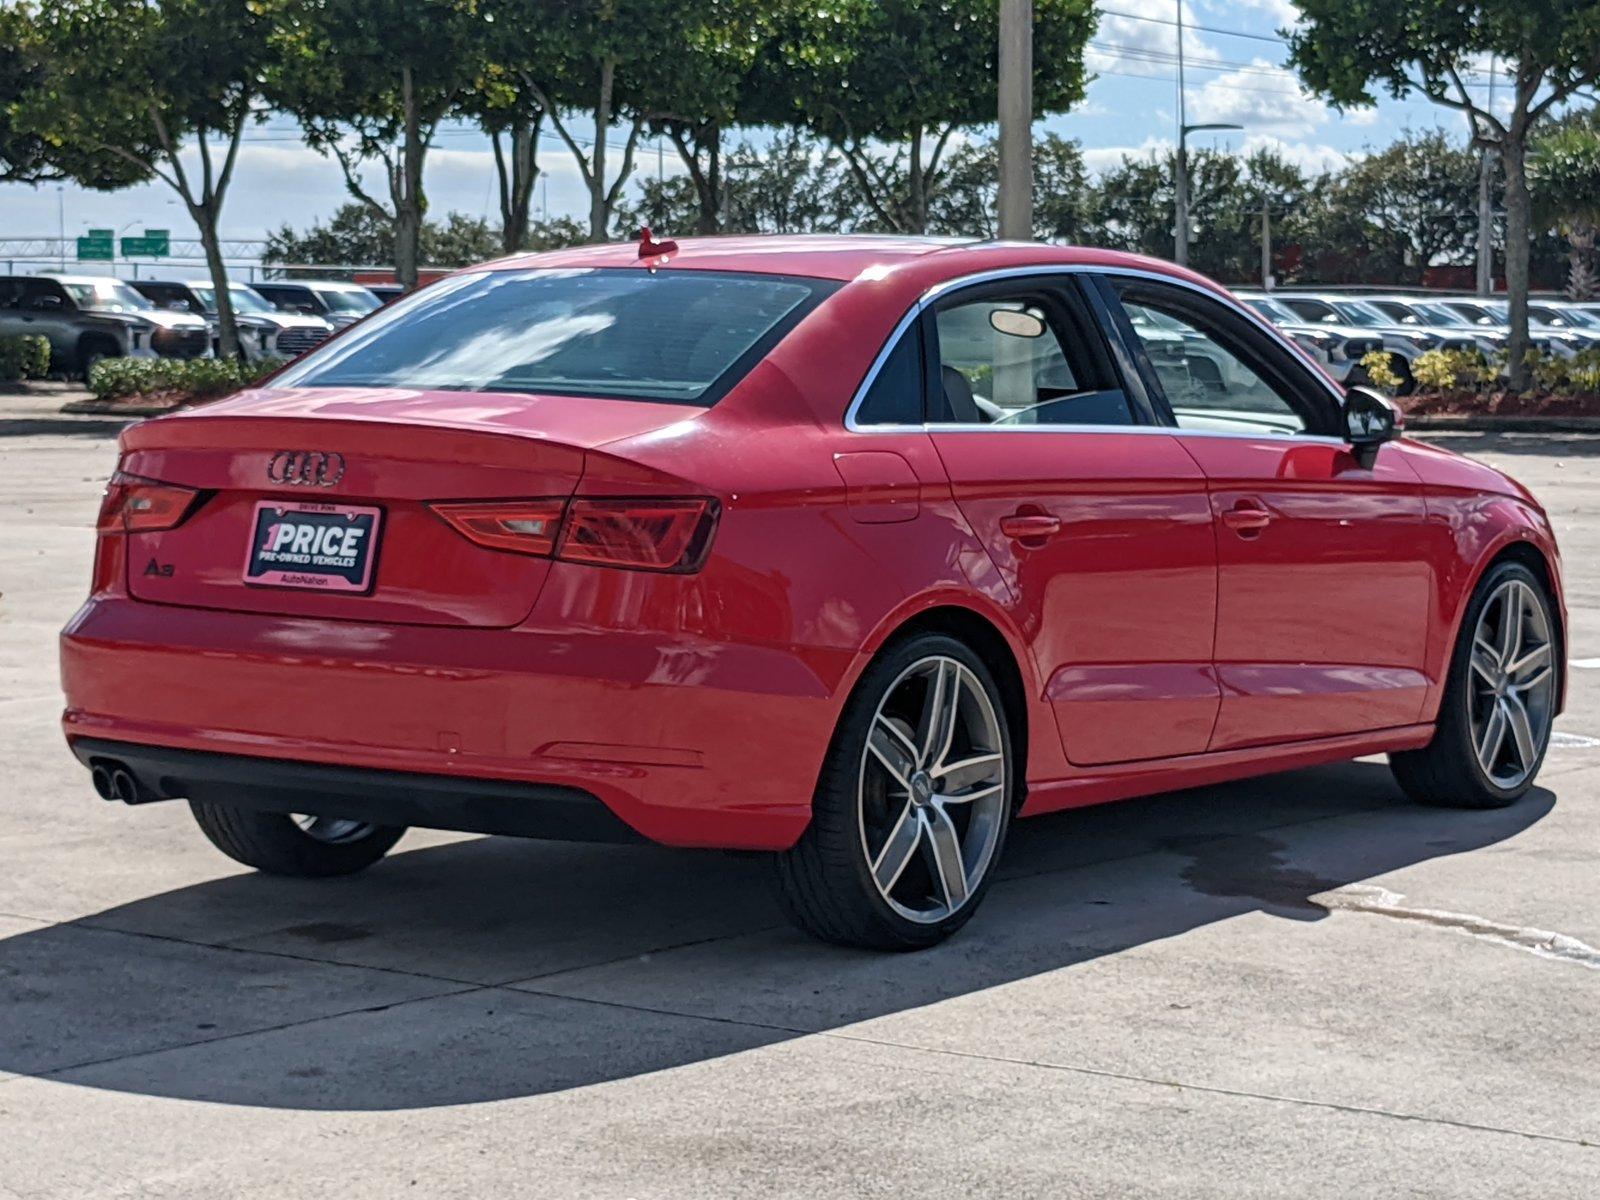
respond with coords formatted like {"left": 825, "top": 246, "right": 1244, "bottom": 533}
{"left": 266, "top": 450, "right": 346, "bottom": 488}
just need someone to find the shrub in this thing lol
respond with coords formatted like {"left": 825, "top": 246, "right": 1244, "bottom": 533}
{"left": 0, "top": 334, "right": 51, "bottom": 382}
{"left": 88, "top": 355, "right": 285, "bottom": 402}
{"left": 1564, "top": 347, "right": 1600, "bottom": 393}
{"left": 1359, "top": 349, "right": 1402, "bottom": 392}
{"left": 1410, "top": 348, "right": 1492, "bottom": 392}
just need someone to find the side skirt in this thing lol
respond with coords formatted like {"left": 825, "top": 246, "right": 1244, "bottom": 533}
{"left": 1018, "top": 723, "right": 1434, "bottom": 817}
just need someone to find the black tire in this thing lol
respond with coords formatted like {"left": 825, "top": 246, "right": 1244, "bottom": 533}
{"left": 1390, "top": 561, "right": 1556, "bottom": 809}
{"left": 189, "top": 801, "right": 405, "bottom": 877}
{"left": 76, "top": 337, "right": 119, "bottom": 382}
{"left": 1391, "top": 354, "right": 1416, "bottom": 396}
{"left": 771, "top": 632, "right": 1018, "bottom": 950}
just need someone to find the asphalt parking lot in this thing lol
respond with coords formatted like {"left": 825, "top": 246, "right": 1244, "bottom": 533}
{"left": 2, "top": 393, "right": 1597, "bottom": 1198}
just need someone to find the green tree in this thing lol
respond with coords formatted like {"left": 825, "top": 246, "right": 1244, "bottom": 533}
{"left": 1531, "top": 109, "right": 1600, "bottom": 299}
{"left": 264, "top": 0, "right": 487, "bottom": 289}
{"left": 458, "top": 63, "right": 545, "bottom": 254}
{"left": 769, "top": 0, "right": 1097, "bottom": 234}
{"left": 926, "top": 134, "right": 1093, "bottom": 241}
{"left": 488, "top": 0, "right": 678, "bottom": 242}
{"left": 1327, "top": 131, "right": 1477, "bottom": 282}
{"left": 265, "top": 202, "right": 502, "bottom": 268}
{"left": 1288, "top": 0, "right": 1600, "bottom": 387}
{"left": 14, "top": 0, "right": 273, "bottom": 355}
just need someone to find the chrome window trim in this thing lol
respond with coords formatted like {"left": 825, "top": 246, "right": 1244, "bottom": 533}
{"left": 843, "top": 263, "right": 1349, "bottom": 441}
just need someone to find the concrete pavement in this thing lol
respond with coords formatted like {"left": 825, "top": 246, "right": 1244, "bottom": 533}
{"left": 1, "top": 401, "right": 1597, "bottom": 1197}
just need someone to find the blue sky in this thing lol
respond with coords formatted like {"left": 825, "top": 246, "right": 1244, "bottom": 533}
{"left": 0, "top": 0, "right": 1502, "bottom": 262}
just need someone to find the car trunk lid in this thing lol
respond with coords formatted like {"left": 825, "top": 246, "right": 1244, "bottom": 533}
{"left": 119, "top": 386, "right": 701, "bottom": 628}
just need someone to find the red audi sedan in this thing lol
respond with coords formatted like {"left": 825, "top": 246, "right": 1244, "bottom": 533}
{"left": 62, "top": 236, "right": 1565, "bottom": 949}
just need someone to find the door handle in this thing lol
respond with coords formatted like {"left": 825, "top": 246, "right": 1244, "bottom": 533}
{"left": 1221, "top": 498, "right": 1272, "bottom": 536}
{"left": 999, "top": 513, "right": 1061, "bottom": 544}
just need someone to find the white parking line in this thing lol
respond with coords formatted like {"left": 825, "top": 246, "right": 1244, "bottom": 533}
{"left": 1570, "top": 658, "right": 1600, "bottom": 668}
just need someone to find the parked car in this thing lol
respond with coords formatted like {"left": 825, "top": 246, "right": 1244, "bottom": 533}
{"left": 0, "top": 274, "right": 210, "bottom": 377}
{"left": 1363, "top": 295, "right": 1515, "bottom": 360}
{"left": 1273, "top": 292, "right": 1478, "bottom": 392}
{"left": 364, "top": 283, "right": 407, "bottom": 306}
{"left": 1438, "top": 298, "right": 1597, "bottom": 358}
{"left": 1527, "top": 301, "right": 1600, "bottom": 348}
{"left": 63, "top": 238, "right": 1565, "bottom": 950}
{"left": 252, "top": 280, "right": 382, "bottom": 328}
{"left": 1233, "top": 291, "right": 1386, "bottom": 383}
{"left": 132, "top": 280, "right": 335, "bottom": 362}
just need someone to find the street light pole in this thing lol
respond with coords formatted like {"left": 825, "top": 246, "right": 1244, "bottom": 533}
{"left": 998, "top": 0, "right": 1033, "bottom": 240}
{"left": 1174, "top": 0, "right": 1187, "bottom": 265}
{"left": 1176, "top": 121, "right": 1242, "bottom": 267}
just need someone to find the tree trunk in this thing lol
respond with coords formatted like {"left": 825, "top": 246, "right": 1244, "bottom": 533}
{"left": 393, "top": 66, "right": 425, "bottom": 291}
{"left": 1569, "top": 224, "right": 1598, "bottom": 301}
{"left": 1501, "top": 132, "right": 1533, "bottom": 391}
{"left": 589, "top": 60, "right": 613, "bottom": 241}
{"left": 907, "top": 127, "right": 926, "bottom": 235}
{"left": 193, "top": 203, "right": 239, "bottom": 359}
{"left": 696, "top": 123, "right": 722, "bottom": 234}
{"left": 494, "top": 114, "right": 540, "bottom": 254}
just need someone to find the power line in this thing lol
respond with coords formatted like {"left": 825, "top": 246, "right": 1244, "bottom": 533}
{"left": 1097, "top": 4, "right": 1289, "bottom": 46}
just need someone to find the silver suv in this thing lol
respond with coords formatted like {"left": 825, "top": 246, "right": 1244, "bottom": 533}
{"left": 0, "top": 274, "right": 210, "bottom": 378}
{"left": 1234, "top": 291, "right": 1387, "bottom": 383}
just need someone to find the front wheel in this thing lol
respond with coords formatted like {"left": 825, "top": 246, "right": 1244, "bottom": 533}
{"left": 1391, "top": 562, "right": 1558, "bottom": 808}
{"left": 772, "top": 633, "right": 1016, "bottom": 950}
{"left": 190, "top": 801, "right": 405, "bottom": 876}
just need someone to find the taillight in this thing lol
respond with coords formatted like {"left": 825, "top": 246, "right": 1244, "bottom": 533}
{"left": 558, "top": 499, "right": 715, "bottom": 572}
{"left": 430, "top": 500, "right": 565, "bottom": 556}
{"left": 96, "top": 472, "right": 200, "bottom": 534}
{"left": 429, "top": 497, "right": 718, "bottom": 572}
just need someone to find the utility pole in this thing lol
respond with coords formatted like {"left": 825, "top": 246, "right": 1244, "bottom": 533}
{"left": 1261, "top": 194, "right": 1272, "bottom": 290}
{"left": 1174, "top": 0, "right": 1188, "bottom": 265}
{"left": 997, "top": 0, "right": 1033, "bottom": 240}
{"left": 1475, "top": 57, "right": 1497, "bottom": 297}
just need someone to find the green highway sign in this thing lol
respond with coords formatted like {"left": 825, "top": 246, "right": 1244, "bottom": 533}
{"left": 120, "top": 229, "right": 170, "bottom": 257}
{"left": 76, "top": 229, "right": 113, "bottom": 261}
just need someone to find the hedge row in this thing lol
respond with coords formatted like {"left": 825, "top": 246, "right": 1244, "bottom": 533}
{"left": 0, "top": 334, "right": 51, "bottom": 383}
{"left": 1361, "top": 346, "right": 1600, "bottom": 395}
{"left": 87, "top": 355, "right": 285, "bottom": 401}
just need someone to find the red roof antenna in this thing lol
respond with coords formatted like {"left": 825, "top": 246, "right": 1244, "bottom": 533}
{"left": 638, "top": 226, "right": 678, "bottom": 260}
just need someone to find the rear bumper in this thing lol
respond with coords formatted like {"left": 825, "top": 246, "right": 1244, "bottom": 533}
{"left": 61, "top": 595, "right": 856, "bottom": 849}
{"left": 71, "top": 738, "right": 643, "bottom": 843}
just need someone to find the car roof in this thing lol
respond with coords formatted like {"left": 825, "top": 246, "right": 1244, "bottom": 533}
{"left": 479, "top": 234, "right": 1231, "bottom": 293}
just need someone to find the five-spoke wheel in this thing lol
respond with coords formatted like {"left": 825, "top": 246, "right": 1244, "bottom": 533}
{"left": 773, "top": 632, "right": 1016, "bottom": 949}
{"left": 1393, "top": 561, "right": 1558, "bottom": 808}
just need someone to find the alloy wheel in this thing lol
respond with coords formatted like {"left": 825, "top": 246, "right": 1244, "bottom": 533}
{"left": 292, "top": 814, "right": 377, "bottom": 845}
{"left": 857, "top": 656, "right": 1008, "bottom": 924}
{"left": 1468, "top": 578, "right": 1556, "bottom": 789}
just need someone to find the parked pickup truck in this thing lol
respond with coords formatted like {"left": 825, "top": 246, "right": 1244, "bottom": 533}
{"left": 0, "top": 274, "right": 210, "bottom": 377}
{"left": 132, "top": 279, "right": 334, "bottom": 362}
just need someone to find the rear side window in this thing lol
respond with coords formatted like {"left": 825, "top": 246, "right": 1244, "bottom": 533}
{"left": 275, "top": 268, "right": 836, "bottom": 407}
{"left": 854, "top": 320, "right": 926, "bottom": 425}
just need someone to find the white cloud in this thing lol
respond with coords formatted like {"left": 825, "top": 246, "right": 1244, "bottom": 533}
{"left": 1189, "top": 59, "right": 1332, "bottom": 137}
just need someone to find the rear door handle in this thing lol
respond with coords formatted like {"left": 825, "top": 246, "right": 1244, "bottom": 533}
{"left": 999, "top": 513, "right": 1062, "bottom": 543}
{"left": 1221, "top": 499, "right": 1272, "bottom": 536}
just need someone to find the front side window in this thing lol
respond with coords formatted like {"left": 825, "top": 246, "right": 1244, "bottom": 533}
{"left": 930, "top": 287, "right": 1134, "bottom": 427}
{"left": 319, "top": 288, "right": 380, "bottom": 315}
{"left": 1114, "top": 283, "right": 1312, "bottom": 436}
{"left": 274, "top": 268, "right": 835, "bottom": 406}
{"left": 61, "top": 280, "right": 153, "bottom": 313}
{"left": 1282, "top": 298, "right": 1338, "bottom": 324}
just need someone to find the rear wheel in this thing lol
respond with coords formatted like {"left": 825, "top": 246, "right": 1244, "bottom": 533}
{"left": 1391, "top": 562, "right": 1557, "bottom": 808}
{"left": 772, "top": 633, "right": 1015, "bottom": 950}
{"left": 189, "top": 800, "right": 405, "bottom": 876}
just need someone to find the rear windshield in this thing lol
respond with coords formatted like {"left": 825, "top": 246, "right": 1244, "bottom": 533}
{"left": 274, "top": 268, "right": 835, "bottom": 406}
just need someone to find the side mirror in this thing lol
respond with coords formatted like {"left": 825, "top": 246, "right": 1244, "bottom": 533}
{"left": 1343, "top": 385, "right": 1403, "bottom": 469}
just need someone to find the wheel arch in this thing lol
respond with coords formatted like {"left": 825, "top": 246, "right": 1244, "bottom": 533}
{"left": 843, "top": 594, "right": 1059, "bottom": 790}
{"left": 1434, "top": 534, "right": 1567, "bottom": 720}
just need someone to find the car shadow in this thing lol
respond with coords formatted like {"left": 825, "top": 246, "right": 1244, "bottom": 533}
{"left": 0, "top": 417, "right": 132, "bottom": 438}
{"left": 0, "top": 761, "right": 1553, "bottom": 1110}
